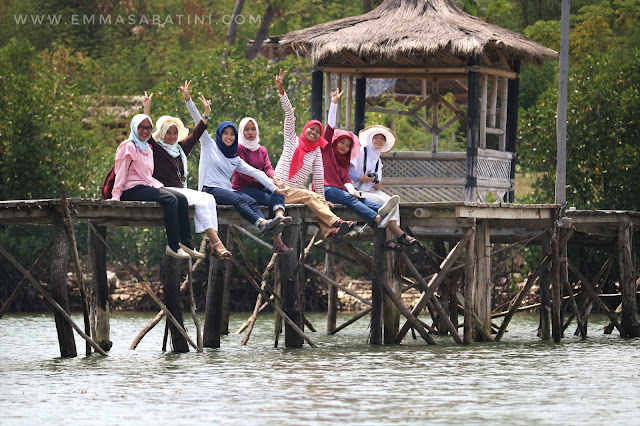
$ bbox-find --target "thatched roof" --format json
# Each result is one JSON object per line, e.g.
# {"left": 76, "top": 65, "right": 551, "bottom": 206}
{"left": 281, "top": 0, "right": 558, "bottom": 68}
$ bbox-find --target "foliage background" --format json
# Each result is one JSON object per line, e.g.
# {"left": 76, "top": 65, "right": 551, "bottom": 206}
{"left": 1, "top": 0, "right": 638, "bottom": 310}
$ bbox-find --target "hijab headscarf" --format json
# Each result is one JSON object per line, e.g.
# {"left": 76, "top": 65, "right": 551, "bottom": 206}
{"left": 215, "top": 121, "right": 239, "bottom": 158}
{"left": 154, "top": 117, "right": 188, "bottom": 186}
{"left": 238, "top": 117, "right": 260, "bottom": 152}
{"left": 129, "top": 114, "right": 153, "bottom": 152}
{"left": 289, "top": 120, "right": 327, "bottom": 179}
{"left": 332, "top": 130, "right": 360, "bottom": 169}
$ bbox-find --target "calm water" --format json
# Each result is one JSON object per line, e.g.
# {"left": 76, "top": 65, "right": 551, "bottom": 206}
{"left": 1, "top": 312, "right": 639, "bottom": 425}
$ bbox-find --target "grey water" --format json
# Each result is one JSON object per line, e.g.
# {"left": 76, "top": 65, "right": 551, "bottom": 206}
{"left": 1, "top": 312, "right": 639, "bottom": 425}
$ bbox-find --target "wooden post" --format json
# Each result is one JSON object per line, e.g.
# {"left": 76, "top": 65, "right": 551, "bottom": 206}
{"left": 540, "top": 230, "right": 552, "bottom": 340}
{"left": 474, "top": 219, "right": 492, "bottom": 341}
{"left": 383, "top": 253, "right": 401, "bottom": 344}
{"left": 370, "top": 226, "right": 385, "bottom": 344}
{"left": 506, "top": 59, "right": 520, "bottom": 203}
{"left": 280, "top": 216, "right": 303, "bottom": 348}
{"left": 88, "top": 222, "right": 112, "bottom": 351}
{"left": 311, "top": 70, "right": 323, "bottom": 122}
{"left": 551, "top": 227, "right": 563, "bottom": 343}
{"left": 221, "top": 225, "right": 233, "bottom": 335}
{"left": 324, "top": 72, "right": 332, "bottom": 123}
{"left": 354, "top": 77, "right": 366, "bottom": 134}
{"left": 346, "top": 76, "right": 353, "bottom": 130}
{"left": 50, "top": 213, "right": 77, "bottom": 357}
{"left": 161, "top": 256, "right": 188, "bottom": 353}
{"left": 434, "top": 239, "right": 449, "bottom": 335}
{"left": 618, "top": 223, "right": 640, "bottom": 337}
{"left": 465, "top": 55, "right": 480, "bottom": 202}
{"left": 203, "top": 257, "right": 225, "bottom": 348}
{"left": 325, "top": 241, "right": 338, "bottom": 333}
{"left": 480, "top": 74, "right": 488, "bottom": 149}
{"left": 432, "top": 78, "right": 439, "bottom": 152}
{"left": 556, "top": 0, "right": 570, "bottom": 208}
{"left": 464, "top": 227, "right": 476, "bottom": 344}
{"left": 499, "top": 77, "right": 508, "bottom": 151}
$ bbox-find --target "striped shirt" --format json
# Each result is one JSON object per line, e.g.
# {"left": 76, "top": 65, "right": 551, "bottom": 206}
{"left": 274, "top": 93, "right": 325, "bottom": 199}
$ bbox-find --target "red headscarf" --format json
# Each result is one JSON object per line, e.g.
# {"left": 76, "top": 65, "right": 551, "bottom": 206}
{"left": 289, "top": 120, "right": 327, "bottom": 179}
{"left": 331, "top": 129, "right": 360, "bottom": 170}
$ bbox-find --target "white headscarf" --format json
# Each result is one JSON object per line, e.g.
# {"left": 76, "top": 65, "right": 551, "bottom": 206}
{"left": 129, "top": 114, "right": 153, "bottom": 152}
{"left": 238, "top": 117, "right": 260, "bottom": 152}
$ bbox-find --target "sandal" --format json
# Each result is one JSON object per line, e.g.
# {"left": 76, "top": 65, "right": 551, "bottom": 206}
{"left": 273, "top": 243, "right": 293, "bottom": 254}
{"left": 383, "top": 240, "right": 403, "bottom": 252}
{"left": 398, "top": 233, "right": 417, "bottom": 246}
{"left": 211, "top": 242, "right": 232, "bottom": 260}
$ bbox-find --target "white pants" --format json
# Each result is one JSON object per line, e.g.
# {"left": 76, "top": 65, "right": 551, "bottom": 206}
{"left": 169, "top": 187, "right": 218, "bottom": 233}
{"left": 360, "top": 188, "right": 400, "bottom": 225}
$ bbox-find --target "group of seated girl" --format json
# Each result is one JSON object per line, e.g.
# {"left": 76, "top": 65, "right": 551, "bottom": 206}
{"left": 108, "top": 70, "right": 414, "bottom": 261}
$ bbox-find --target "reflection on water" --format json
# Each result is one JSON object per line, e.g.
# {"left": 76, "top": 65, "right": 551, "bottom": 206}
{"left": 1, "top": 312, "right": 639, "bottom": 425}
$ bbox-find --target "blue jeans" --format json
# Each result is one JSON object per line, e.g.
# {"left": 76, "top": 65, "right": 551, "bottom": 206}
{"left": 237, "top": 187, "right": 285, "bottom": 219}
{"left": 202, "top": 186, "right": 264, "bottom": 226}
{"left": 121, "top": 185, "right": 192, "bottom": 245}
{"left": 324, "top": 186, "right": 381, "bottom": 224}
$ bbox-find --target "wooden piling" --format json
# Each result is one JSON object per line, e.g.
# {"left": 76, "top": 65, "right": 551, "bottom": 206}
{"left": 50, "top": 213, "right": 77, "bottom": 357}
{"left": 474, "top": 219, "right": 492, "bottom": 341}
{"left": 280, "top": 218, "right": 303, "bottom": 348}
{"left": 221, "top": 225, "right": 233, "bottom": 335}
{"left": 325, "top": 241, "right": 338, "bottom": 333}
{"left": 203, "top": 256, "right": 225, "bottom": 348}
{"left": 463, "top": 227, "right": 476, "bottom": 344}
{"left": 88, "top": 222, "right": 111, "bottom": 351}
{"left": 618, "top": 223, "right": 639, "bottom": 337}
{"left": 383, "top": 252, "right": 401, "bottom": 344}
{"left": 161, "top": 256, "right": 188, "bottom": 352}
{"left": 539, "top": 230, "right": 552, "bottom": 340}
{"left": 551, "top": 226, "right": 563, "bottom": 343}
{"left": 370, "top": 226, "right": 386, "bottom": 344}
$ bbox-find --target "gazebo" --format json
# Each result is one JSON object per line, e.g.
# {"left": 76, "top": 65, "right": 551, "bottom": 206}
{"left": 280, "top": 0, "right": 558, "bottom": 203}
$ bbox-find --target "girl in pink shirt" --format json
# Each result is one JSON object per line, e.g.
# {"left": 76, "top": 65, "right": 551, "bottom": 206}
{"left": 110, "top": 114, "right": 203, "bottom": 260}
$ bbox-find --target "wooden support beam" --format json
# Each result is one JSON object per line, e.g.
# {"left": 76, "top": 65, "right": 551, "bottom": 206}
{"left": 242, "top": 253, "right": 278, "bottom": 345}
{"left": 325, "top": 241, "right": 338, "bottom": 333}
{"left": 281, "top": 219, "right": 303, "bottom": 348}
{"left": 464, "top": 227, "right": 476, "bottom": 344}
{"left": 50, "top": 213, "right": 76, "bottom": 357}
{"left": 618, "top": 223, "right": 640, "bottom": 337}
{"left": 305, "top": 264, "right": 372, "bottom": 307}
{"left": 552, "top": 227, "right": 563, "bottom": 343}
{"left": 395, "top": 228, "right": 473, "bottom": 343}
{"left": 383, "top": 282, "right": 436, "bottom": 345}
{"left": 328, "top": 308, "right": 372, "bottom": 335}
{"left": 0, "top": 238, "right": 53, "bottom": 318}
{"left": 0, "top": 243, "right": 107, "bottom": 356}
{"left": 87, "top": 222, "right": 198, "bottom": 351}
{"left": 540, "top": 230, "right": 552, "bottom": 340}
{"left": 311, "top": 70, "right": 323, "bottom": 122}
{"left": 480, "top": 74, "right": 488, "bottom": 149}
{"left": 88, "top": 222, "right": 111, "bottom": 352}
{"left": 204, "top": 256, "right": 225, "bottom": 349}
{"left": 161, "top": 256, "right": 189, "bottom": 353}
{"left": 221, "top": 226, "right": 233, "bottom": 335}
{"left": 474, "top": 220, "right": 492, "bottom": 341}
{"left": 465, "top": 56, "right": 480, "bottom": 202}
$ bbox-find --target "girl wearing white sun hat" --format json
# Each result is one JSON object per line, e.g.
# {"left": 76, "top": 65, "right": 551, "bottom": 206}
{"left": 349, "top": 125, "right": 416, "bottom": 250}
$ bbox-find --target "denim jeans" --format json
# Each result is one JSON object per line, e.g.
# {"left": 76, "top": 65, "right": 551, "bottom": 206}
{"left": 324, "top": 185, "right": 381, "bottom": 224}
{"left": 202, "top": 186, "right": 265, "bottom": 226}
{"left": 121, "top": 185, "right": 192, "bottom": 245}
{"left": 236, "top": 187, "right": 285, "bottom": 219}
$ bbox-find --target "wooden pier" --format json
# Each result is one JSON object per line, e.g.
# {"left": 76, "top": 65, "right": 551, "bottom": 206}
{"left": 0, "top": 197, "right": 638, "bottom": 357}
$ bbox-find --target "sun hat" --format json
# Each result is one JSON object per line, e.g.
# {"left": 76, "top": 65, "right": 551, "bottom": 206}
{"left": 358, "top": 125, "right": 396, "bottom": 153}
{"left": 153, "top": 116, "right": 188, "bottom": 142}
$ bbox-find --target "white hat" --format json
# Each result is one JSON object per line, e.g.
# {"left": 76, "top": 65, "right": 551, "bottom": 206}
{"left": 153, "top": 116, "right": 188, "bottom": 142}
{"left": 358, "top": 125, "right": 396, "bottom": 153}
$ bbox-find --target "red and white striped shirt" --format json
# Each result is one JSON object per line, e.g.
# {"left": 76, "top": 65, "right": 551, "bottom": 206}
{"left": 274, "top": 93, "right": 325, "bottom": 199}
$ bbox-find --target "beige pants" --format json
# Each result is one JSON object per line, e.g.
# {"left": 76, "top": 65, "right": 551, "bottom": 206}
{"left": 284, "top": 186, "right": 340, "bottom": 237}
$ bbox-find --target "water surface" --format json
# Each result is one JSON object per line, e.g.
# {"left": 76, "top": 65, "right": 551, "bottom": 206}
{"left": 1, "top": 312, "right": 638, "bottom": 425}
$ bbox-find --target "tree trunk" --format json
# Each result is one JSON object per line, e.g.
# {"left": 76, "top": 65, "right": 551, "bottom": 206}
{"left": 246, "top": 4, "right": 277, "bottom": 60}
{"left": 225, "top": 0, "right": 246, "bottom": 46}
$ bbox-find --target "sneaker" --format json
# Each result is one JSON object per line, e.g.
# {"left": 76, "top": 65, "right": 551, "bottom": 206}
{"left": 165, "top": 245, "right": 190, "bottom": 259}
{"left": 179, "top": 242, "right": 205, "bottom": 259}
{"left": 378, "top": 195, "right": 400, "bottom": 216}
{"left": 259, "top": 217, "right": 283, "bottom": 239}
{"left": 379, "top": 205, "right": 398, "bottom": 228}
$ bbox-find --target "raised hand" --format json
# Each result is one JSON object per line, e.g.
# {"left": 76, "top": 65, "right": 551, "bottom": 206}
{"left": 142, "top": 91, "right": 153, "bottom": 115}
{"left": 330, "top": 88, "right": 344, "bottom": 104}
{"left": 198, "top": 95, "right": 211, "bottom": 119}
{"left": 274, "top": 69, "right": 286, "bottom": 95}
{"left": 179, "top": 80, "right": 192, "bottom": 101}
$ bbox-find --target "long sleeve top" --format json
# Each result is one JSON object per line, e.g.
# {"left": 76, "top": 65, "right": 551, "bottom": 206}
{"left": 185, "top": 98, "right": 277, "bottom": 193}
{"left": 149, "top": 119, "right": 207, "bottom": 188}
{"left": 232, "top": 145, "right": 275, "bottom": 190}
{"left": 273, "top": 92, "right": 325, "bottom": 199}
{"left": 349, "top": 146, "right": 384, "bottom": 192}
{"left": 320, "top": 103, "right": 357, "bottom": 194}
{"left": 111, "top": 140, "right": 163, "bottom": 200}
